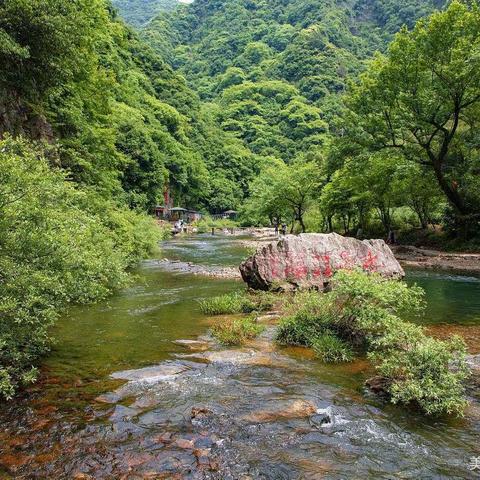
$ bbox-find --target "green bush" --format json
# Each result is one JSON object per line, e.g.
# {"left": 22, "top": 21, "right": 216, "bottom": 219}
{"left": 373, "top": 336, "right": 469, "bottom": 416}
{"left": 0, "top": 137, "right": 160, "bottom": 399}
{"left": 211, "top": 315, "right": 265, "bottom": 346}
{"left": 276, "top": 270, "right": 469, "bottom": 416}
{"left": 276, "top": 291, "right": 336, "bottom": 346}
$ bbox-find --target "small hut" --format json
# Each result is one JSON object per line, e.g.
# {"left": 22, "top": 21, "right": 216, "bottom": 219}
{"left": 223, "top": 210, "right": 238, "bottom": 220}
{"left": 170, "top": 207, "right": 187, "bottom": 222}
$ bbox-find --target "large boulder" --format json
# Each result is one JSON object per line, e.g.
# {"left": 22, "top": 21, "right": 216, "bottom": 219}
{"left": 239, "top": 233, "right": 404, "bottom": 291}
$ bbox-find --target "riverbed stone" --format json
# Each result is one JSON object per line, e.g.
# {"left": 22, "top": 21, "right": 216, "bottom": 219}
{"left": 240, "top": 233, "right": 404, "bottom": 291}
{"left": 110, "top": 362, "right": 190, "bottom": 383}
{"left": 242, "top": 399, "right": 318, "bottom": 423}
{"left": 466, "top": 354, "right": 480, "bottom": 371}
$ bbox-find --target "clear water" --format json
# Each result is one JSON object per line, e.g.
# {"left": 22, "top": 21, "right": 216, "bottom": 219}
{"left": 406, "top": 269, "right": 480, "bottom": 326}
{"left": 0, "top": 235, "right": 479, "bottom": 479}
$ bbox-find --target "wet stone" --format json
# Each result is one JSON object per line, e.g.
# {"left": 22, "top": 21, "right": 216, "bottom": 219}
{"left": 242, "top": 400, "right": 318, "bottom": 423}
{"left": 110, "top": 362, "right": 189, "bottom": 382}
{"left": 109, "top": 405, "right": 140, "bottom": 422}
{"left": 173, "top": 339, "right": 211, "bottom": 351}
{"left": 191, "top": 407, "right": 213, "bottom": 419}
{"left": 310, "top": 412, "right": 332, "bottom": 428}
{"left": 174, "top": 438, "right": 195, "bottom": 449}
{"left": 365, "top": 375, "right": 390, "bottom": 396}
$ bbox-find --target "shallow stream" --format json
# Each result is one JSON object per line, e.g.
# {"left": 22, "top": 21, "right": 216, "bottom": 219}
{"left": 1, "top": 235, "right": 479, "bottom": 479}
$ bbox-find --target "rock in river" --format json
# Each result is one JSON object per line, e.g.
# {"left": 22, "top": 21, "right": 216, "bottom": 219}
{"left": 240, "top": 233, "right": 404, "bottom": 291}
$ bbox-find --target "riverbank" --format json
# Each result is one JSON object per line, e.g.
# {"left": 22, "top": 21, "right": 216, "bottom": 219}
{"left": 391, "top": 245, "right": 480, "bottom": 275}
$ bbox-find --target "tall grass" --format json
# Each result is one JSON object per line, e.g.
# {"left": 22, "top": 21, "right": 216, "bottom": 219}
{"left": 211, "top": 315, "right": 265, "bottom": 346}
{"left": 199, "top": 291, "right": 276, "bottom": 316}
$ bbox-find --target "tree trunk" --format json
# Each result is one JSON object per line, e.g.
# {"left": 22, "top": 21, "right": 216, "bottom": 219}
{"left": 327, "top": 215, "right": 333, "bottom": 232}
{"left": 298, "top": 213, "right": 306, "bottom": 233}
{"left": 377, "top": 204, "right": 391, "bottom": 233}
{"left": 432, "top": 163, "right": 469, "bottom": 215}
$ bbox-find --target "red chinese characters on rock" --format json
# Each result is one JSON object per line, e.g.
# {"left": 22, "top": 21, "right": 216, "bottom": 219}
{"left": 241, "top": 233, "right": 403, "bottom": 291}
{"left": 362, "top": 250, "right": 379, "bottom": 272}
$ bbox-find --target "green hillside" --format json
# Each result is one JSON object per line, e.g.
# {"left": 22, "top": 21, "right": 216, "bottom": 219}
{"left": 112, "top": 0, "right": 179, "bottom": 26}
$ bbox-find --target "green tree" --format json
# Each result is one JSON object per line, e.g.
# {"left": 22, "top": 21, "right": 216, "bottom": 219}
{"left": 348, "top": 1, "right": 480, "bottom": 227}
{"left": 0, "top": 137, "right": 160, "bottom": 399}
{"left": 245, "top": 159, "right": 321, "bottom": 232}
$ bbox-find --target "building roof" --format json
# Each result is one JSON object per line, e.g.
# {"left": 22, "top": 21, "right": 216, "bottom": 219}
{"left": 223, "top": 210, "right": 238, "bottom": 214}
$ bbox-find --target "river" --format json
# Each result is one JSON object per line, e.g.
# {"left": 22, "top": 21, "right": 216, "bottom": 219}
{"left": 1, "top": 235, "right": 479, "bottom": 479}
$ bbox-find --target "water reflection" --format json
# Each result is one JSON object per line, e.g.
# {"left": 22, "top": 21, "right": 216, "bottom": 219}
{"left": 406, "top": 269, "right": 480, "bottom": 325}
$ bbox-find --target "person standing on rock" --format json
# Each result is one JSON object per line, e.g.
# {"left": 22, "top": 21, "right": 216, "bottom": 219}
{"left": 281, "top": 223, "right": 287, "bottom": 236}
{"left": 274, "top": 222, "right": 279, "bottom": 236}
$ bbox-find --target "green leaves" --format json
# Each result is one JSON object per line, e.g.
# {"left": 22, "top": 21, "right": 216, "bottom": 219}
{"left": 276, "top": 270, "right": 469, "bottom": 416}
{"left": 346, "top": 1, "right": 480, "bottom": 221}
{"left": 242, "top": 158, "right": 321, "bottom": 231}
{"left": 0, "top": 137, "right": 161, "bottom": 399}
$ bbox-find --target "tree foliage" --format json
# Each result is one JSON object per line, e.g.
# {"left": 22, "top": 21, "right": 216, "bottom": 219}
{"left": 112, "top": 0, "right": 178, "bottom": 27}
{"left": 0, "top": 137, "right": 161, "bottom": 399}
{"left": 346, "top": 1, "right": 480, "bottom": 232}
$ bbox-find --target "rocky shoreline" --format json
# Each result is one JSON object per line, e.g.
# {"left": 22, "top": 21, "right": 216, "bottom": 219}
{"left": 157, "top": 259, "right": 240, "bottom": 279}
{"left": 391, "top": 245, "right": 480, "bottom": 275}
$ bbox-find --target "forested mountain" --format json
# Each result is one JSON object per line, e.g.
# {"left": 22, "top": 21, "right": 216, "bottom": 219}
{"left": 143, "top": 0, "right": 447, "bottom": 175}
{"left": 145, "top": 0, "right": 446, "bottom": 146}
{"left": 112, "top": 0, "right": 179, "bottom": 26}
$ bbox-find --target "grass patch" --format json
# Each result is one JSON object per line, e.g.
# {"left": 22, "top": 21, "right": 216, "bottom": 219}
{"left": 211, "top": 315, "right": 265, "bottom": 346}
{"left": 199, "top": 290, "right": 277, "bottom": 316}
{"left": 199, "top": 292, "right": 256, "bottom": 315}
{"left": 276, "top": 270, "right": 469, "bottom": 416}
{"left": 312, "top": 333, "right": 354, "bottom": 363}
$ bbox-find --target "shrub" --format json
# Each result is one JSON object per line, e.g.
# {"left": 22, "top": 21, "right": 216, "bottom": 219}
{"left": 0, "top": 137, "right": 160, "bottom": 399}
{"left": 276, "top": 270, "right": 469, "bottom": 416}
{"left": 373, "top": 336, "right": 469, "bottom": 416}
{"left": 276, "top": 292, "right": 336, "bottom": 346}
{"left": 211, "top": 315, "right": 265, "bottom": 346}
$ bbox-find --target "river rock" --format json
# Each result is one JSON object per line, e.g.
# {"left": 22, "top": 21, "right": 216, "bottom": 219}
{"left": 239, "top": 233, "right": 404, "bottom": 291}
{"left": 466, "top": 354, "right": 480, "bottom": 372}
{"left": 242, "top": 399, "right": 318, "bottom": 423}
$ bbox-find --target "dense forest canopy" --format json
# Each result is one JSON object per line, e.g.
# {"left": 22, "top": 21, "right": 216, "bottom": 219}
{"left": 142, "top": 0, "right": 480, "bottom": 238}
{"left": 112, "top": 0, "right": 179, "bottom": 26}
